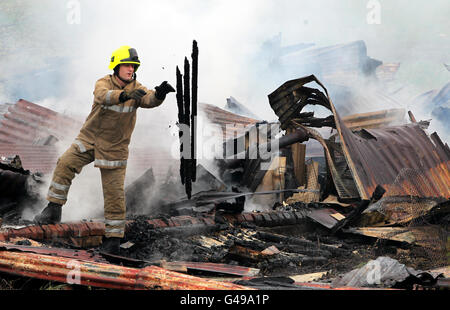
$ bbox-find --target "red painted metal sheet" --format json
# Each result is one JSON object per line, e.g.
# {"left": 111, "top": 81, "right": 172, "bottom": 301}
{"left": 6, "top": 105, "right": 78, "bottom": 140}
{"left": 0, "top": 144, "right": 59, "bottom": 173}
{"left": 0, "top": 99, "right": 175, "bottom": 177}
{"left": 0, "top": 250, "right": 254, "bottom": 290}
{"left": 0, "top": 99, "right": 81, "bottom": 145}
{"left": 16, "top": 99, "right": 79, "bottom": 125}
{"left": 0, "top": 143, "right": 174, "bottom": 176}
{"left": 0, "top": 242, "right": 108, "bottom": 263}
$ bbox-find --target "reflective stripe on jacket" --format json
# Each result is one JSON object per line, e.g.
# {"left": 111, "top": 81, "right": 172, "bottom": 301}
{"left": 75, "top": 74, "right": 163, "bottom": 169}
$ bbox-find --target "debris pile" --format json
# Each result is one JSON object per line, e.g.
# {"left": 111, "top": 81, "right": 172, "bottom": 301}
{"left": 0, "top": 155, "right": 44, "bottom": 224}
{"left": 0, "top": 39, "right": 449, "bottom": 290}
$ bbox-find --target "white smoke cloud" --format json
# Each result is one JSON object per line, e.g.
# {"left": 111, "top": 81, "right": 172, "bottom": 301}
{"left": 3, "top": 0, "right": 449, "bottom": 119}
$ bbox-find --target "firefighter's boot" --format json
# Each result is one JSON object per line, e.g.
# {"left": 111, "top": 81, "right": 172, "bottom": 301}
{"left": 34, "top": 202, "right": 62, "bottom": 225}
{"left": 100, "top": 237, "right": 121, "bottom": 255}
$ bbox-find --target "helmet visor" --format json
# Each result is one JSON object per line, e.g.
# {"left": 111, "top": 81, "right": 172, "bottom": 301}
{"left": 120, "top": 48, "right": 140, "bottom": 63}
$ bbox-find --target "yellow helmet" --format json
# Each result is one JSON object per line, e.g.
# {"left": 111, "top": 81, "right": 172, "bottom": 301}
{"left": 108, "top": 46, "right": 140, "bottom": 72}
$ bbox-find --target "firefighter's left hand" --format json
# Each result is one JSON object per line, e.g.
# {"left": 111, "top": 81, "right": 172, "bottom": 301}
{"left": 155, "top": 81, "right": 175, "bottom": 100}
{"left": 120, "top": 89, "right": 147, "bottom": 102}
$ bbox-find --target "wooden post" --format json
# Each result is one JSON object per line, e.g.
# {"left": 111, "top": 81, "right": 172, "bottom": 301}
{"left": 291, "top": 142, "right": 306, "bottom": 186}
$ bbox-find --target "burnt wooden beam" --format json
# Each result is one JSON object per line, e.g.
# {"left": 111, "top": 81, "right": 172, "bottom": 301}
{"left": 183, "top": 57, "right": 192, "bottom": 198}
{"left": 331, "top": 185, "right": 386, "bottom": 235}
{"left": 176, "top": 66, "right": 185, "bottom": 185}
{"left": 175, "top": 41, "right": 199, "bottom": 199}
{"left": 191, "top": 40, "right": 198, "bottom": 182}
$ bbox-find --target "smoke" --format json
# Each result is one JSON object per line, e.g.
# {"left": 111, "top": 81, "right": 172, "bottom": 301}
{"left": 1, "top": 1, "right": 449, "bottom": 220}
{"left": 2, "top": 1, "right": 449, "bottom": 109}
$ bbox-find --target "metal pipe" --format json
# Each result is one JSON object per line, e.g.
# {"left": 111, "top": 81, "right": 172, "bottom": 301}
{"left": 223, "top": 127, "right": 309, "bottom": 167}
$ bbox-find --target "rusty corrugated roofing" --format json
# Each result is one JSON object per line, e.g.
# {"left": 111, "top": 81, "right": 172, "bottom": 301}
{"left": 337, "top": 121, "right": 450, "bottom": 199}
{"left": 0, "top": 144, "right": 59, "bottom": 174}
{"left": 200, "top": 102, "right": 260, "bottom": 140}
{"left": 0, "top": 99, "right": 81, "bottom": 144}
{"left": 0, "top": 143, "right": 174, "bottom": 178}
{"left": 0, "top": 100, "right": 176, "bottom": 177}
{"left": 0, "top": 249, "right": 253, "bottom": 290}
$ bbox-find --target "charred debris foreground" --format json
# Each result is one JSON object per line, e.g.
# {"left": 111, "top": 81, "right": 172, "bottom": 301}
{"left": 0, "top": 42, "right": 449, "bottom": 290}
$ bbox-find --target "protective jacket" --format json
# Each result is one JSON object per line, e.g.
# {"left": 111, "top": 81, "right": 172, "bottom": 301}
{"left": 74, "top": 74, "right": 163, "bottom": 169}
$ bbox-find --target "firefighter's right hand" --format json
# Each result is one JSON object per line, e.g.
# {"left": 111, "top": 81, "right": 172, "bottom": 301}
{"left": 119, "top": 89, "right": 147, "bottom": 102}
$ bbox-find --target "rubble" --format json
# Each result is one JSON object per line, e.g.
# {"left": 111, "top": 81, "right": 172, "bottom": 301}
{"left": 0, "top": 41, "right": 449, "bottom": 291}
{"left": 0, "top": 155, "right": 45, "bottom": 224}
{"left": 331, "top": 256, "right": 444, "bottom": 289}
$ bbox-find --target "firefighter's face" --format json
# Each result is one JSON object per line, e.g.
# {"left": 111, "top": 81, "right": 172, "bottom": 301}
{"left": 118, "top": 64, "right": 135, "bottom": 80}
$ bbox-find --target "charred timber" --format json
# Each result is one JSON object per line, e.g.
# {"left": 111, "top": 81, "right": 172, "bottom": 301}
{"left": 183, "top": 57, "right": 192, "bottom": 198}
{"left": 223, "top": 126, "right": 309, "bottom": 159}
{"left": 176, "top": 66, "right": 185, "bottom": 185}
{"left": 331, "top": 185, "right": 386, "bottom": 234}
{"left": 191, "top": 40, "right": 198, "bottom": 181}
{"left": 222, "top": 127, "right": 309, "bottom": 171}
{"left": 175, "top": 41, "right": 199, "bottom": 199}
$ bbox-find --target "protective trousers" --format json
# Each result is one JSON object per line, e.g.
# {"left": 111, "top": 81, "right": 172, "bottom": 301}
{"left": 46, "top": 144, "right": 127, "bottom": 238}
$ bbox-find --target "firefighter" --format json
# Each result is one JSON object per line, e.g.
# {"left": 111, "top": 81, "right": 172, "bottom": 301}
{"left": 34, "top": 46, "right": 175, "bottom": 254}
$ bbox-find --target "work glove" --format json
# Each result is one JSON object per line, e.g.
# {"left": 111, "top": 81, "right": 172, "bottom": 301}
{"left": 119, "top": 89, "right": 147, "bottom": 102}
{"left": 155, "top": 81, "right": 175, "bottom": 100}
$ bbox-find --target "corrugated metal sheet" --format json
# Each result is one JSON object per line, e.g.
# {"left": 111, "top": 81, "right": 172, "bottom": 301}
{"left": 0, "top": 249, "right": 253, "bottom": 290}
{"left": 341, "top": 108, "right": 405, "bottom": 130}
{"left": 0, "top": 99, "right": 175, "bottom": 178}
{"left": 375, "top": 63, "right": 401, "bottom": 82}
{"left": 323, "top": 82, "right": 405, "bottom": 117}
{"left": 282, "top": 40, "right": 382, "bottom": 80}
{"left": 337, "top": 121, "right": 450, "bottom": 199}
{"left": 200, "top": 103, "right": 260, "bottom": 140}
{"left": 224, "top": 96, "right": 261, "bottom": 119}
{"left": 0, "top": 143, "right": 174, "bottom": 179}
{"left": 268, "top": 75, "right": 450, "bottom": 200}
{"left": 0, "top": 99, "right": 82, "bottom": 144}
{"left": 0, "top": 144, "right": 59, "bottom": 174}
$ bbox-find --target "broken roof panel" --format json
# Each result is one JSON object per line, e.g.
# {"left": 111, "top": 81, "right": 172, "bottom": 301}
{"left": 268, "top": 75, "right": 450, "bottom": 200}
{"left": 375, "top": 63, "right": 401, "bottom": 82}
{"left": 338, "top": 122, "right": 450, "bottom": 199}
{"left": 282, "top": 40, "right": 382, "bottom": 79}
{"left": 0, "top": 249, "right": 253, "bottom": 290}
{"left": 0, "top": 144, "right": 59, "bottom": 174}
{"left": 341, "top": 108, "right": 405, "bottom": 131}
{"left": 200, "top": 102, "right": 260, "bottom": 140}
{"left": 0, "top": 99, "right": 81, "bottom": 144}
{"left": 200, "top": 102, "right": 260, "bottom": 126}
{"left": 0, "top": 100, "right": 175, "bottom": 177}
{"left": 224, "top": 96, "right": 261, "bottom": 120}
